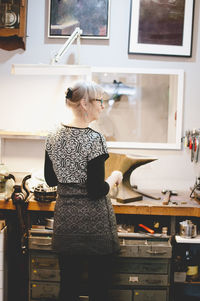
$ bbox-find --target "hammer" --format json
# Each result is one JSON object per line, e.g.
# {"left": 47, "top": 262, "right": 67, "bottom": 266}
{"left": 162, "top": 189, "right": 178, "bottom": 205}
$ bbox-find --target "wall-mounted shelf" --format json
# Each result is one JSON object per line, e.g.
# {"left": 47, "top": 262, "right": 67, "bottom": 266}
{"left": 0, "top": 131, "right": 47, "bottom": 163}
{"left": 0, "top": 131, "right": 47, "bottom": 140}
{"left": 11, "top": 64, "right": 91, "bottom": 75}
{"left": 175, "top": 235, "right": 200, "bottom": 244}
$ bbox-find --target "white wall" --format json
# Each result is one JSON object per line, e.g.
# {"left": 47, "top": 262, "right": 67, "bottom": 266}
{"left": 0, "top": 0, "right": 200, "bottom": 192}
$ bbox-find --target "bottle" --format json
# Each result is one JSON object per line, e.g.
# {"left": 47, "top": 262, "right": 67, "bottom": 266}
{"left": 185, "top": 249, "right": 198, "bottom": 281}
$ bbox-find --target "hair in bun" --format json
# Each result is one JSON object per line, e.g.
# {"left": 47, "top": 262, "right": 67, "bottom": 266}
{"left": 65, "top": 88, "right": 73, "bottom": 99}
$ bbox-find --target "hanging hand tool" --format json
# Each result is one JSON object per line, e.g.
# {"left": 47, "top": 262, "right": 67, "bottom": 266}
{"left": 195, "top": 136, "right": 200, "bottom": 163}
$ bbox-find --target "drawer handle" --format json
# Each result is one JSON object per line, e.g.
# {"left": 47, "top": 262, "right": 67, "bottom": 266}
{"left": 146, "top": 250, "right": 167, "bottom": 255}
{"left": 37, "top": 272, "right": 56, "bottom": 279}
{"left": 31, "top": 242, "right": 52, "bottom": 246}
{"left": 129, "top": 276, "right": 138, "bottom": 283}
{"left": 146, "top": 279, "right": 161, "bottom": 284}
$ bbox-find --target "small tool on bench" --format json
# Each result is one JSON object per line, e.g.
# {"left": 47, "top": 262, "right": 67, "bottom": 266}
{"left": 132, "top": 185, "right": 161, "bottom": 200}
{"left": 162, "top": 189, "right": 178, "bottom": 205}
{"left": 138, "top": 223, "right": 155, "bottom": 234}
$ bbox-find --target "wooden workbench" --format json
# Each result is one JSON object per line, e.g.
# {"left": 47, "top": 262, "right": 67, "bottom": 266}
{"left": 0, "top": 191, "right": 200, "bottom": 216}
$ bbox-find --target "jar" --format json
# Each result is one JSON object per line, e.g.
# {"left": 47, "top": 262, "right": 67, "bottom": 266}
{"left": 0, "top": 163, "right": 9, "bottom": 194}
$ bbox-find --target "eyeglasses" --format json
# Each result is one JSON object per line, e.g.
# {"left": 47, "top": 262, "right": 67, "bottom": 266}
{"left": 95, "top": 99, "right": 104, "bottom": 106}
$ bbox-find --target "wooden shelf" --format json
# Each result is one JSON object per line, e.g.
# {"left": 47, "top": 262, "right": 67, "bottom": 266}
{"left": 175, "top": 235, "right": 200, "bottom": 244}
{"left": 0, "top": 131, "right": 47, "bottom": 140}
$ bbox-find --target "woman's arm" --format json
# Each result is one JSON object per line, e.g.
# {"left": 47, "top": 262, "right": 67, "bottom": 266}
{"left": 87, "top": 155, "right": 109, "bottom": 199}
{"left": 44, "top": 151, "right": 58, "bottom": 187}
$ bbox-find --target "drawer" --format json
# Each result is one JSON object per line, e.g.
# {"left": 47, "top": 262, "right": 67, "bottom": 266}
{"left": 133, "top": 289, "right": 168, "bottom": 301}
{"left": 31, "top": 268, "right": 60, "bottom": 281}
{"left": 64, "top": 291, "right": 132, "bottom": 301}
{"left": 29, "top": 236, "right": 52, "bottom": 250}
{"left": 113, "top": 258, "right": 170, "bottom": 274}
{"left": 112, "top": 273, "right": 169, "bottom": 286}
{"left": 120, "top": 245, "right": 172, "bottom": 258}
{"left": 109, "top": 289, "right": 132, "bottom": 301}
{"left": 30, "top": 282, "right": 59, "bottom": 299}
{"left": 30, "top": 254, "right": 59, "bottom": 269}
{"left": 119, "top": 239, "right": 172, "bottom": 258}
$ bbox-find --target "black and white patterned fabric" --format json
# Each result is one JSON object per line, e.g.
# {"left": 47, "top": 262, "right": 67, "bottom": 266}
{"left": 46, "top": 125, "right": 108, "bottom": 183}
{"left": 45, "top": 124, "right": 120, "bottom": 255}
{"left": 53, "top": 183, "right": 120, "bottom": 255}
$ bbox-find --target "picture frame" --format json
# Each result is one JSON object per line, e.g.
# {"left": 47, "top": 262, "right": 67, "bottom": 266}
{"left": 128, "top": 0, "right": 195, "bottom": 57}
{"left": 91, "top": 66, "right": 184, "bottom": 150}
{"left": 48, "top": 0, "right": 110, "bottom": 39}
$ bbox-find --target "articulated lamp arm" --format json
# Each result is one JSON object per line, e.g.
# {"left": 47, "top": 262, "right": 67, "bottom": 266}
{"left": 51, "top": 27, "right": 83, "bottom": 64}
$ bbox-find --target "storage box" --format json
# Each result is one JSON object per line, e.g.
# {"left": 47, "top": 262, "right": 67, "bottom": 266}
{"left": 174, "top": 272, "right": 187, "bottom": 282}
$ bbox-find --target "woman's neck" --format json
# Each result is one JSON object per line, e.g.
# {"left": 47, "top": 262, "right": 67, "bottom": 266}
{"left": 64, "top": 117, "right": 89, "bottom": 128}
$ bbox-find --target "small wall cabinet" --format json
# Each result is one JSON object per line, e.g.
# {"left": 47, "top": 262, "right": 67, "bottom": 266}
{"left": 0, "top": 0, "right": 28, "bottom": 50}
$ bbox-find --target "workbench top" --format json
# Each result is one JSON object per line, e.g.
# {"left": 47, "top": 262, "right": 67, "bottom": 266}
{"left": 0, "top": 191, "right": 200, "bottom": 216}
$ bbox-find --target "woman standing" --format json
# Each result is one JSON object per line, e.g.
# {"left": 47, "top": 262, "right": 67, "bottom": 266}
{"left": 44, "top": 81, "right": 122, "bottom": 301}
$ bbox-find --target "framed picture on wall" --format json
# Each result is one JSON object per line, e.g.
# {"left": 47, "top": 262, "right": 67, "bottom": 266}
{"left": 48, "top": 0, "right": 110, "bottom": 39}
{"left": 128, "top": 0, "right": 195, "bottom": 57}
